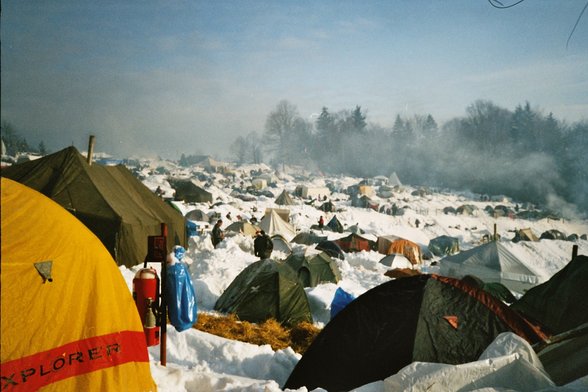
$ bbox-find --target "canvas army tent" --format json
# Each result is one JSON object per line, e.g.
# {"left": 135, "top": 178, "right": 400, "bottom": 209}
{"left": 284, "top": 250, "right": 341, "bottom": 287}
{"left": 0, "top": 178, "right": 155, "bottom": 391}
{"left": 274, "top": 190, "right": 295, "bottom": 206}
{"left": 2, "top": 147, "right": 186, "bottom": 267}
{"left": 225, "top": 221, "right": 260, "bottom": 237}
{"left": 284, "top": 274, "right": 547, "bottom": 391}
{"left": 259, "top": 208, "right": 296, "bottom": 241}
{"left": 168, "top": 178, "right": 213, "bottom": 203}
{"left": 214, "top": 259, "right": 312, "bottom": 326}
{"left": 439, "top": 241, "right": 539, "bottom": 294}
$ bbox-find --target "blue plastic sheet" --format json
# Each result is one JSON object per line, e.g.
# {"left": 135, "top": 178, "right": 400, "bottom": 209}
{"left": 166, "top": 256, "right": 198, "bottom": 332}
{"left": 330, "top": 287, "right": 355, "bottom": 320}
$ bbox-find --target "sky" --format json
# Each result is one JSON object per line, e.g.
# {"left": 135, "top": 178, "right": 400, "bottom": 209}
{"left": 1, "top": 1, "right": 587, "bottom": 159}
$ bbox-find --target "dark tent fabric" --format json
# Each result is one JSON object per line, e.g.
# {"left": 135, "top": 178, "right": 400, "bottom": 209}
{"left": 291, "top": 232, "right": 327, "bottom": 245}
{"left": 169, "top": 178, "right": 213, "bottom": 203}
{"left": 335, "top": 233, "right": 376, "bottom": 253}
{"left": 284, "top": 274, "right": 547, "bottom": 392}
{"left": 315, "top": 240, "right": 345, "bottom": 260}
{"left": 318, "top": 201, "right": 335, "bottom": 212}
{"left": 428, "top": 235, "right": 460, "bottom": 257}
{"left": 2, "top": 147, "right": 186, "bottom": 267}
{"left": 214, "top": 259, "right": 312, "bottom": 326}
{"left": 274, "top": 190, "right": 295, "bottom": 206}
{"left": 284, "top": 251, "right": 341, "bottom": 287}
{"left": 540, "top": 229, "right": 567, "bottom": 240}
{"left": 511, "top": 255, "right": 588, "bottom": 335}
{"left": 326, "top": 215, "right": 344, "bottom": 233}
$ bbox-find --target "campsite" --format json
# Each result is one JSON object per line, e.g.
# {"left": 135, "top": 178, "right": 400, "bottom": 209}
{"left": 2, "top": 148, "right": 588, "bottom": 391}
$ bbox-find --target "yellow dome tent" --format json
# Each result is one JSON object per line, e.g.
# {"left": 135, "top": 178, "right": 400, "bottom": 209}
{"left": 1, "top": 178, "right": 156, "bottom": 391}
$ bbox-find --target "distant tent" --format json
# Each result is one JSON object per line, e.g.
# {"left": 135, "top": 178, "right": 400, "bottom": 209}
{"left": 379, "top": 253, "right": 413, "bottom": 269}
{"left": 352, "top": 194, "right": 378, "bottom": 210}
{"left": 443, "top": 206, "right": 456, "bottom": 215}
{"left": 291, "top": 232, "right": 328, "bottom": 246}
{"left": 388, "top": 172, "right": 402, "bottom": 187}
{"left": 315, "top": 240, "right": 345, "bottom": 260}
{"left": 169, "top": 178, "right": 213, "bottom": 203}
{"left": 377, "top": 236, "right": 422, "bottom": 265}
{"left": 318, "top": 200, "right": 335, "bottom": 212}
{"left": 2, "top": 146, "right": 186, "bottom": 267}
{"left": 185, "top": 208, "right": 210, "bottom": 222}
{"left": 271, "top": 234, "right": 292, "bottom": 254}
{"left": 428, "top": 235, "right": 460, "bottom": 257}
{"left": 512, "top": 228, "right": 539, "bottom": 243}
{"left": 440, "top": 241, "right": 540, "bottom": 294}
{"left": 225, "top": 221, "right": 260, "bottom": 237}
{"left": 335, "top": 233, "right": 376, "bottom": 253}
{"left": 347, "top": 223, "right": 365, "bottom": 234}
{"left": 511, "top": 255, "right": 588, "bottom": 335}
{"left": 284, "top": 251, "right": 341, "bottom": 287}
{"left": 456, "top": 204, "right": 477, "bottom": 215}
{"left": 214, "top": 259, "right": 312, "bottom": 326}
{"left": 284, "top": 274, "right": 547, "bottom": 392}
{"left": 260, "top": 209, "right": 296, "bottom": 241}
{"left": 326, "top": 215, "right": 344, "bottom": 233}
{"left": 275, "top": 190, "right": 295, "bottom": 206}
{"left": 540, "top": 229, "right": 567, "bottom": 240}
{"left": 298, "top": 185, "right": 330, "bottom": 199}
{"left": 1, "top": 178, "right": 156, "bottom": 391}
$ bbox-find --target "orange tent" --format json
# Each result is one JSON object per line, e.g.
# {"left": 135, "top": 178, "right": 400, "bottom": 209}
{"left": 1, "top": 178, "right": 156, "bottom": 391}
{"left": 384, "top": 238, "right": 422, "bottom": 265}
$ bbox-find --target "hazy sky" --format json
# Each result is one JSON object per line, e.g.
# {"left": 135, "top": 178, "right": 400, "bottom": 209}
{"left": 2, "top": 1, "right": 587, "bottom": 159}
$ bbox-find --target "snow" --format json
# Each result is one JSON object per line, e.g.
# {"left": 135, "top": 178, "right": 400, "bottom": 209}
{"left": 117, "top": 162, "right": 588, "bottom": 391}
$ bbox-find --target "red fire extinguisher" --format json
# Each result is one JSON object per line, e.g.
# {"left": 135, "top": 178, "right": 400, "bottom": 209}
{"left": 133, "top": 268, "right": 161, "bottom": 347}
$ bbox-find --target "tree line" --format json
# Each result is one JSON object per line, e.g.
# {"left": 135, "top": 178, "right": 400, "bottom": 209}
{"left": 232, "top": 99, "right": 588, "bottom": 216}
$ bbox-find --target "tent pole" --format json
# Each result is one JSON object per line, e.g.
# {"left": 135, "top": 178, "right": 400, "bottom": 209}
{"left": 493, "top": 223, "right": 497, "bottom": 241}
{"left": 572, "top": 244, "right": 578, "bottom": 259}
{"left": 87, "top": 135, "right": 95, "bottom": 166}
{"left": 160, "top": 223, "right": 168, "bottom": 366}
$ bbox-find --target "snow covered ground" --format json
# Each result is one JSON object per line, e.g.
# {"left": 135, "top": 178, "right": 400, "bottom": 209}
{"left": 120, "top": 161, "right": 588, "bottom": 391}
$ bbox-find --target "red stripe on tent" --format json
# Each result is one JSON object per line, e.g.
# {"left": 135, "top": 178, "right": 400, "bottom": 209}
{"left": 0, "top": 331, "right": 149, "bottom": 391}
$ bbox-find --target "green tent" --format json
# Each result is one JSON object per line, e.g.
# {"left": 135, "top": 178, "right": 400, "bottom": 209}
{"left": 168, "top": 178, "right": 213, "bottom": 203}
{"left": 285, "top": 251, "right": 341, "bottom": 287}
{"left": 214, "top": 259, "right": 313, "bottom": 326}
{"left": 2, "top": 146, "right": 186, "bottom": 267}
{"left": 428, "top": 235, "right": 460, "bottom": 257}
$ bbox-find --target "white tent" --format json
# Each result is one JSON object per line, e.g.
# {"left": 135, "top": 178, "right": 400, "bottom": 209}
{"left": 389, "top": 172, "right": 402, "bottom": 187}
{"left": 260, "top": 209, "right": 296, "bottom": 241}
{"left": 439, "top": 241, "right": 540, "bottom": 294}
{"left": 299, "top": 185, "right": 330, "bottom": 199}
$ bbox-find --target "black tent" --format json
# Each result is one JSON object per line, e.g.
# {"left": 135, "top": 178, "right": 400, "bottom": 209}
{"left": 169, "top": 178, "right": 213, "bottom": 203}
{"left": 316, "top": 240, "right": 345, "bottom": 260}
{"left": 284, "top": 274, "right": 547, "bottom": 392}
{"left": 511, "top": 255, "right": 588, "bottom": 335}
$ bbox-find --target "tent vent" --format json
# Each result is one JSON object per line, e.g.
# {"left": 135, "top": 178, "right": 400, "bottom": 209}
{"left": 34, "top": 261, "right": 53, "bottom": 283}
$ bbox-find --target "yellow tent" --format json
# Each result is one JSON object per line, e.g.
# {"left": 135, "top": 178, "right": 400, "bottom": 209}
{"left": 1, "top": 178, "right": 156, "bottom": 391}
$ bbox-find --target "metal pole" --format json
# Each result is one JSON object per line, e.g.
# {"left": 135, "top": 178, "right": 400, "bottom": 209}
{"left": 160, "top": 223, "right": 168, "bottom": 366}
{"left": 87, "top": 135, "right": 96, "bottom": 166}
{"left": 572, "top": 244, "right": 578, "bottom": 259}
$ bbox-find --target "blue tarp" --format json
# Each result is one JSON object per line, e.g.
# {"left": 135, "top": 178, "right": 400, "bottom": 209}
{"left": 330, "top": 287, "right": 355, "bottom": 320}
{"left": 166, "top": 247, "right": 198, "bottom": 331}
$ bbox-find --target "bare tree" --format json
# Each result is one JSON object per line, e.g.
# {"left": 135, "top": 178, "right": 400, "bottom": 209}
{"left": 264, "top": 100, "right": 300, "bottom": 167}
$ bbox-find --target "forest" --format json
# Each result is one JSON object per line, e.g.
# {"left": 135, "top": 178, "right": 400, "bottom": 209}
{"left": 231, "top": 99, "right": 588, "bottom": 217}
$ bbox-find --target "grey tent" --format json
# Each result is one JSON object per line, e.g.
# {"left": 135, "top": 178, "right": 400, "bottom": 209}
{"left": 284, "top": 251, "right": 341, "bottom": 287}
{"left": 428, "top": 235, "right": 460, "bottom": 257}
{"left": 291, "top": 232, "right": 328, "bottom": 245}
{"left": 214, "top": 259, "right": 312, "bottom": 326}
{"left": 275, "top": 190, "right": 295, "bottom": 206}
{"left": 271, "top": 234, "right": 292, "bottom": 254}
{"left": 185, "top": 208, "right": 210, "bottom": 222}
{"left": 326, "top": 215, "right": 344, "bottom": 233}
{"left": 1, "top": 146, "right": 186, "bottom": 267}
{"left": 440, "top": 241, "right": 539, "bottom": 294}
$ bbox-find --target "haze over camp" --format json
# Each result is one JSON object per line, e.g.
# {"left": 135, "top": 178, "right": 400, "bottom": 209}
{"left": 2, "top": 1, "right": 588, "bottom": 392}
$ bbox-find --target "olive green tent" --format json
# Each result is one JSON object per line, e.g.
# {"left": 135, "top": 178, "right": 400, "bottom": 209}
{"left": 1, "top": 146, "right": 186, "bottom": 267}
{"left": 168, "top": 178, "right": 213, "bottom": 203}
{"left": 214, "top": 259, "right": 312, "bottom": 326}
{"left": 285, "top": 251, "right": 341, "bottom": 287}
